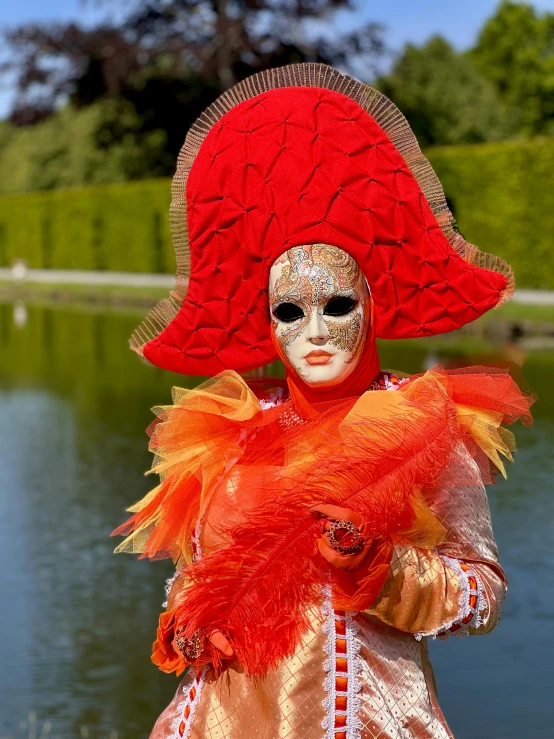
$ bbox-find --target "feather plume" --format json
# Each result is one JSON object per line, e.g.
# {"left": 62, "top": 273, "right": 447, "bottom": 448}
{"left": 172, "top": 374, "right": 460, "bottom": 675}
{"left": 111, "top": 367, "right": 534, "bottom": 677}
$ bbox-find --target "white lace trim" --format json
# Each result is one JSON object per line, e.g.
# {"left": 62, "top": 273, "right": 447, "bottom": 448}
{"left": 321, "top": 595, "right": 336, "bottom": 739}
{"left": 169, "top": 664, "right": 207, "bottom": 739}
{"left": 343, "top": 612, "right": 363, "bottom": 739}
{"left": 258, "top": 387, "right": 286, "bottom": 410}
{"left": 321, "top": 594, "right": 363, "bottom": 739}
{"left": 162, "top": 520, "right": 204, "bottom": 606}
{"left": 162, "top": 571, "right": 179, "bottom": 608}
{"left": 383, "top": 373, "right": 408, "bottom": 391}
{"left": 415, "top": 555, "right": 486, "bottom": 641}
{"left": 191, "top": 516, "right": 204, "bottom": 561}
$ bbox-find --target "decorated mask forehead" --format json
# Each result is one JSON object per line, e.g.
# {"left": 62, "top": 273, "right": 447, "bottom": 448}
{"left": 271, "top": 244, "right": 363, "bottom": 307}
{"left": 269, "top": 244, "right": 369, "bottom": 388}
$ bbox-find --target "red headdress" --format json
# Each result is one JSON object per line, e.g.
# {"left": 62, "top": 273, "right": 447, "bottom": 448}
{"left": 131, "top": 63, "right": 513, "bottom": 377}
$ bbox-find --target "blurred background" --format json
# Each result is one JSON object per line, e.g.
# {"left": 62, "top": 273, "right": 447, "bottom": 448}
{"left": 0, "top": 1, "right": 553, "bottom": 737}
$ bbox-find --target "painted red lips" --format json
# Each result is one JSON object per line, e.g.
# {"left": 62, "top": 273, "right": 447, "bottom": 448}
{"left": 305, "top": 350, "right": 333, "bottom": 366}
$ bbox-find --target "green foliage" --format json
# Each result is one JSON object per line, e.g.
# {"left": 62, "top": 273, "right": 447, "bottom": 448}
{"left": 3, "top": 3, "right": 553, "bottom": 192}
{"left": 470, "top": 1, "right": 554, "bottom": 136}
{"left": 0, "top": 99, "right": 170, "bottom": 195}
{"left": 427, "top": 138, "right": 554, "bottom": 289}
{"left": 0, "top": 179, "right": 174, "bottom": 273}
{"left": 376, "top": 36, "right": 513, "bottom": 147}
{"left": 2, "top": 0, "right": 382, "bottom": 158}
{"left": 378, "top": 2, "right": 554, "bottom": 145}
{"left": 1, "top": 137, "right": 554, "bottom": 288}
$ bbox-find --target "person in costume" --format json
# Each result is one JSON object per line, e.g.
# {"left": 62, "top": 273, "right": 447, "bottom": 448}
{"left": 113, "top": 64, "right": 534, "bottom": 739}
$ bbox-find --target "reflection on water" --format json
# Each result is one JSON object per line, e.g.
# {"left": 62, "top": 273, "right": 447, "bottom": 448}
{"left": 0, "top": 302, "right": 553, "bottom": 738}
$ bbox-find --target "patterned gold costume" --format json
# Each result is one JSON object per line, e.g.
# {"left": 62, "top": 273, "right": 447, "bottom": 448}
{"left": 148, "top": 383, "right": 507, "bottom": 739}
{"left": 115, "top": 366, "right": 528, "bottom": 739}
{"left": 112, "top": 62, "right": 534, "bottom": 739}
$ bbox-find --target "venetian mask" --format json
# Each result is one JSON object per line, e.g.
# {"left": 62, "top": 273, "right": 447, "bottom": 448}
{"left": 269, "top": 244, "right": 370, "bottom": 387}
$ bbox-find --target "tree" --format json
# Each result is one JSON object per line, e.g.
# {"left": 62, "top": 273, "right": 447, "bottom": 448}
{"left": 1, "top": 1, "right": 383, "bottom": 152}
{"left": 0, "top": 100, "right": 170, "bottom": 195}
{"left": 376, "top": 36, "right": 512, "bottom": 148}
{"left": 470, "top": 1, "right": 554, "bottom": 136}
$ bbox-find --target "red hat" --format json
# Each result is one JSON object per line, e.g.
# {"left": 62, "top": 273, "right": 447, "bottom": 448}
{"left": 131, "top": 63, "right": 513, "bottom": 375}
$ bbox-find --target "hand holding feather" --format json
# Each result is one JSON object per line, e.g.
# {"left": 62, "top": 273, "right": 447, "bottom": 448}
{"left": 310, "top": 503, "right": 374, "bottom": 571}
{"left": 152, "top": 611, "right": 235, "bottom": 675}
{"left": 114, "top": 367, "right": 532, "bottom": 679}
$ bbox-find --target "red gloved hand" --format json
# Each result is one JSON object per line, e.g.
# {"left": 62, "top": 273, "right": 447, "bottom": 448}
{"left": 310, "top": 503, "right": 373, "bottom": 571}
{"left": 151, "top": 610, "right": 235, "bottom": 676}
{"left": 310, "top": 503, "right": 394, "bottom": 611}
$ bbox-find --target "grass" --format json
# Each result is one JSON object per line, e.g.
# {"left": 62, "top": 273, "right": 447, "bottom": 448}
{"left": 487, "top": 301, "right": 554, "bottom": 324}
{"left": 0, "top": 280, "right": 169, "bottom": 313}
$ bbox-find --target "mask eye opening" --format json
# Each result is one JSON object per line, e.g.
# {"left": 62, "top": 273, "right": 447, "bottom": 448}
{"left": 273, "top": 302, "right": 305, "bottom": 323}
{"left": 323, "top": 296, "right": 357, "bottom": 317}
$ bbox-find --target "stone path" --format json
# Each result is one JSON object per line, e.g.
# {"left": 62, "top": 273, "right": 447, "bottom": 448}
{"left": 511, "top": 289, "right": 554, "bottom": 306}
{"left": 2, "top": 268, "right": 554, "bottom": 305}
{"left": 0, "top": 267, "right": 174, "bottom": 288}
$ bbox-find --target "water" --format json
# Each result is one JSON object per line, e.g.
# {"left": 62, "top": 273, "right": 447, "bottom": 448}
{"left": 0, "top": 302, "right": 553, "bottom": 739}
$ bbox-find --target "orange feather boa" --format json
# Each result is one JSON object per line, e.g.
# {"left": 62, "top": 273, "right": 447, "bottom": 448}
{"left": 113, "top": 366, "right": 533, "bottom": 676}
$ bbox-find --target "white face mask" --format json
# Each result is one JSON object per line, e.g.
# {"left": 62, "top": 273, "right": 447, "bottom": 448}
{"left": 269, "top": 244, "right": 369, "bottom": 387}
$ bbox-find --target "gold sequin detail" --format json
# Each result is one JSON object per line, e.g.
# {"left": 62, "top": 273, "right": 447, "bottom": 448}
{"left": 325, "top": 312, "right": 362, "bottom": 355}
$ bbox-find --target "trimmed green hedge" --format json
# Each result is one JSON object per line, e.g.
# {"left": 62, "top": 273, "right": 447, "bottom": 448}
{"left": 0, "top": 179, "right": 173, "bottom": 274}
{"left": 0, "top": 138, "right": 553, "bottom": 287}
{"left": 427, "top": 138, "right": 554, "bottom": 290}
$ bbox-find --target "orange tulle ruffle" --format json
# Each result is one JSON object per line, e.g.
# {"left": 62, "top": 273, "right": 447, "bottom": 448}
{"left": 113, "top": 365, "right": 533, "bottom": 676}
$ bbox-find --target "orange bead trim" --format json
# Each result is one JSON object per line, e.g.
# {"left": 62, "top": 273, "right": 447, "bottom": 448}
{"left": 334, "top": 612, "right": 351, "bottom": 735}
{"left": 175, "top": 668, "right": 205, "bottom": 738}
{"left": 438, "top": 562, "right": 481, "bottom": 637}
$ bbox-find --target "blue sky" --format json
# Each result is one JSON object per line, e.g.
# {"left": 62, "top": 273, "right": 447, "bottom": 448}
{"left": 351, "top": 0, "right": 554, "bottom": 50}
{"left": 2, "top": 0, "right": 554, "bottom": 116}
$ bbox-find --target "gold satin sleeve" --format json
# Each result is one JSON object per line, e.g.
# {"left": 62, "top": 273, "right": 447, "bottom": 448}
{"left": 365, "top": 543, "right": 463, "bottom": 635}
{"left": 367, "top": 442, "right": 507, "bottom": 637}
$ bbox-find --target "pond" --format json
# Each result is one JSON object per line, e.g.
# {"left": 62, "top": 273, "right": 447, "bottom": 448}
{"left": 0, "top": 301, "right": 553, "bottom": 739}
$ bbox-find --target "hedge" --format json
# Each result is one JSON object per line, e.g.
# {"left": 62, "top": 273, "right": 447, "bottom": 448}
{"left": 0, "top": 138, "right": 553, "bottom": 287}
{"left": 427, "top": 138, "right": 554, "bottom": 290}
{"left": 0, "top": 179, "right": 173, "bottom": 274}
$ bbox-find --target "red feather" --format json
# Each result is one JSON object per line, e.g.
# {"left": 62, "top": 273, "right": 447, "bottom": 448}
{"left": 172, "top": 375, "right": 460, "bottom": 675}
